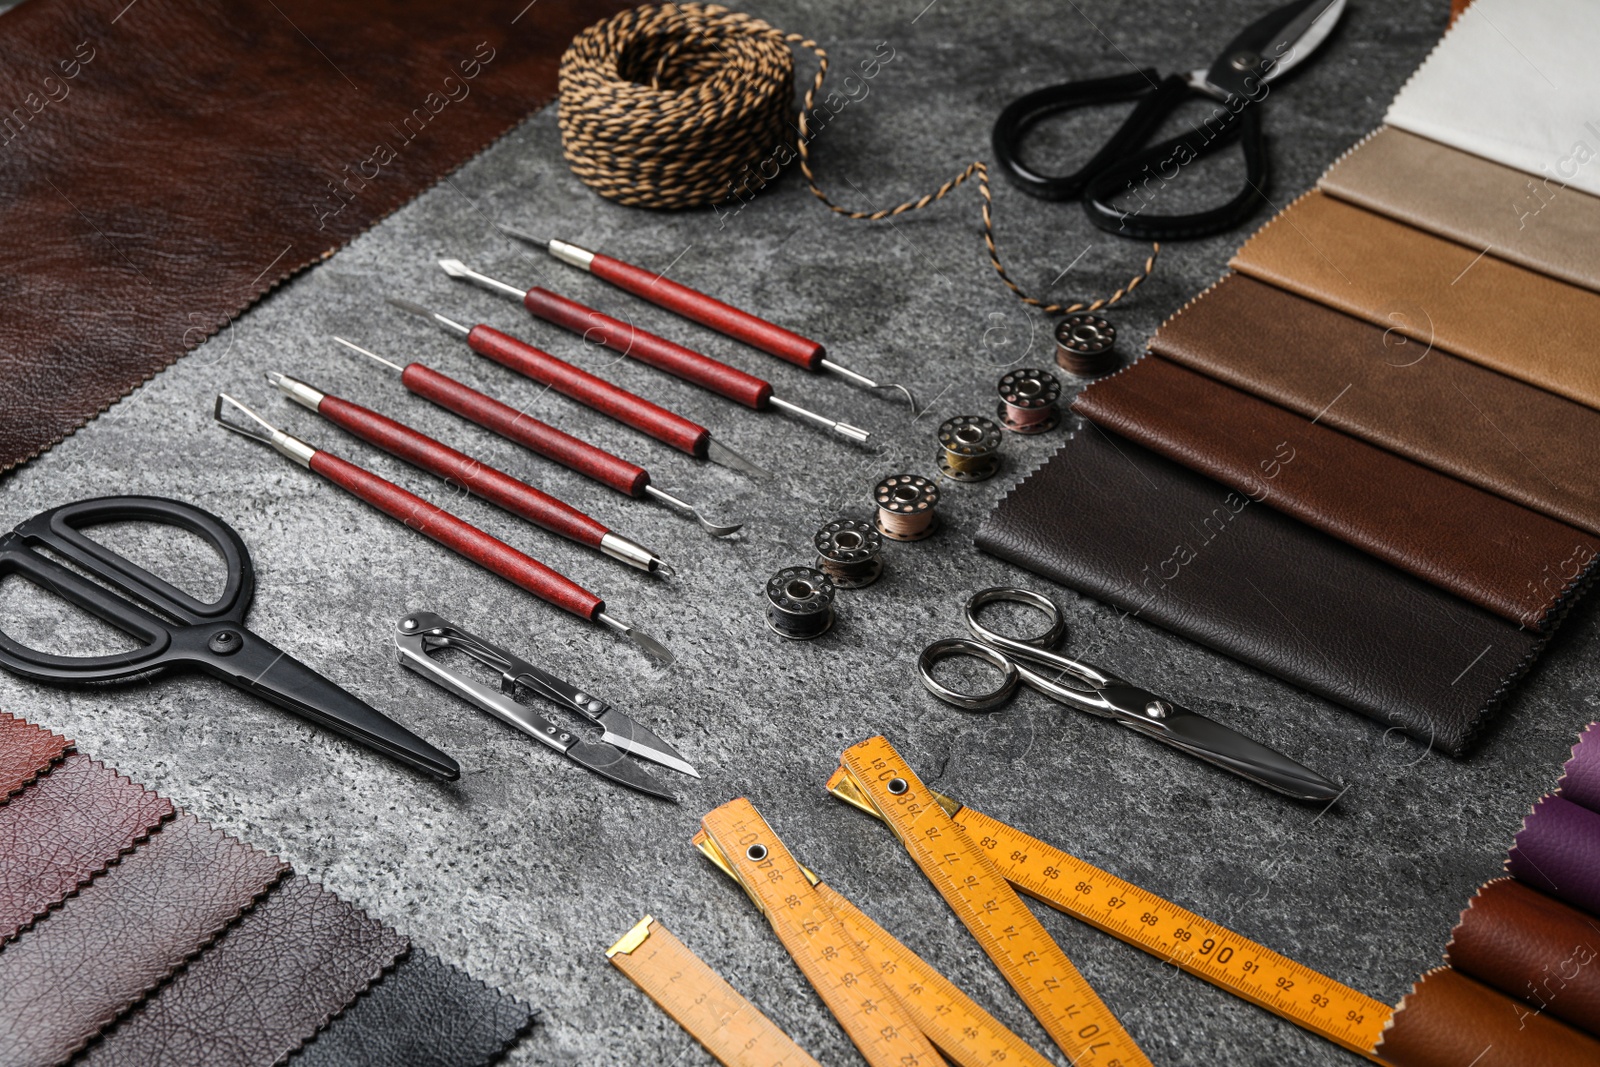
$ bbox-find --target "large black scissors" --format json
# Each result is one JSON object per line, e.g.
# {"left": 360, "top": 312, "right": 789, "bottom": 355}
{"left": 992, "top": 0, "right": 1346, "bottom": 240}
{"left": 0, "top": 496, "right": 458, "bottom": 780}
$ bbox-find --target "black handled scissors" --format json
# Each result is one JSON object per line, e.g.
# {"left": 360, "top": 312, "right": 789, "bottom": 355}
{"left": 992, "top": 0, "right": 1346, "bottom": 240}
{"left": 0, "top": 496, "right": 459, "bottom": 780}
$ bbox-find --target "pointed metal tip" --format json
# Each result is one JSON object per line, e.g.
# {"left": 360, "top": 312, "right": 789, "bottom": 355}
{"left": 386, "top": 295, "right": 434, "bottom": 319}
{"left": 705, "top": 437, "right": 774, "bottom": 481}
{"left": 264, "top": 370, "right": 286, "bottom": 387}
{"left": 332, "top": 336, "right": 405, "bottom": 373}
{"left": 641, "top": 486, "right": 746, "bottom": 537}
{"left": 497, "top": 223, "right": 546, "bottom": 247}
{"left": 437, "top": 258, "right": 469, "bottom": 278}
{"left": 890, "top": 384, "right": 920, "bottom": 414}
{"left": 594, "top": 612, "right": 675, "bottom": 667}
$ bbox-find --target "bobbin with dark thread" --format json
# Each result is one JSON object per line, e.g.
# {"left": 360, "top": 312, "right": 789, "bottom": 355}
{"left": 937, "top": 416, "right": 1003, "bottom": 482}
{"left": 873, "top": 474, "right": 940, "bottom": 542}
{"left": 814, "top": 518, "right": 884, "bottom": 589}
{"left": 765, "top": 566, "right": 836, "bottom": 639}
{"left": 996, "top": 368, "right": 1061, "bottom": 434}
{"left": 1055, "top": 313, "right": 1119, "bottom": 376}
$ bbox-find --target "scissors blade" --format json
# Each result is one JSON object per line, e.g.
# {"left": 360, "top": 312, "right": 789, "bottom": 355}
{"left": 564, "top": 739, "right": 678, "bottom": 802}
{"left": 1198, "top": 0, "right": 1345, "bottom": 99}
{"left": 597, "top": 709, "right": 700, "bottom": 778}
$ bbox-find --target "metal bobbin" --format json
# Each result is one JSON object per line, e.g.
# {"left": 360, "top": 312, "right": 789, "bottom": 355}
{"left": 873, "top": 474, "right": 940, "bottom": 542}
{"left": 936, "top": 415, "right": 1002, "bottom": 482}
{"left": 1055, "top": 313, "right": 1119, "bottom": 376}
{"left": 814, "top": 518, "right": 884, "bottom": 589}
{"left": 996, "top": 368, "right": 1061, "bottom": 434}
{"left": 764, "top": 566, "right": 836, "bottom": 640}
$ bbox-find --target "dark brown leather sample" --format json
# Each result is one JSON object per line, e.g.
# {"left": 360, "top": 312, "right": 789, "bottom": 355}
{"left": 1149, "top": 273, "right": 1600, "bottom": 538}
{"left": 0, "top": 812, "right": 288, "bottom": 1067}
{"left": 1071, "top": 356, "right": 1600, "bottom": 630}
{"left": 1375, "top": 967, "right": 1600, "bottom": 1067}
{"left": 0, "top": 752, "right": 173, "bottom": 944}
{"left": 0, "top": 712, "right": 71, "bottom": 802}
{"left": 83, "top": 875, "right": 408, "bottom": 1067}
{"left": 0, "top": 0, "right": 631, "bottom": 474}
{"left": 1507, "top": 795, "right": 1600, "bottom": 917}
{"left": 1447, "top": 878, "right": 1600, "bottom": 1038}
{"left": 974, "top": 430, "right": 1547, "bottom": 754}
{"left": 1230, "top": 191, "right": 1600, "bottom": 410}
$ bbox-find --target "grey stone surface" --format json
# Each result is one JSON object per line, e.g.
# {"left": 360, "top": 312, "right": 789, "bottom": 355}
{"left": 3, "top": 1, "right": 1595, "bottom": 1064}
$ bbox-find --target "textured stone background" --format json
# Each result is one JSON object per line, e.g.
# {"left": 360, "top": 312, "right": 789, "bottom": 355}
{"left": 3, "top": 1, "right": 1597, "bottom": 1064}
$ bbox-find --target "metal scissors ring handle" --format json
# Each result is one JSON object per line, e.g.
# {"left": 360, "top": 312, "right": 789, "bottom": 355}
{"left": 917, "top": 638, "right": 1019, "bottom": 711}
{"left": 963, "top": 587, "right": 1066, "bottom": 657}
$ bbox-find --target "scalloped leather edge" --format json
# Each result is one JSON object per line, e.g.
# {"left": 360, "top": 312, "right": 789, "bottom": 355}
{"left": 0, "top": 712, "right": 75, "bottom": 805}
{"left": 1372, "top": 963, "right": 1448, "bottom": 1054}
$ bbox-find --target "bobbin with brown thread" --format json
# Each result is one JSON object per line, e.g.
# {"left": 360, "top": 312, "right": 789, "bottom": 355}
{"left": 937, "top": 416, "right": 1003, "bottom": 482}
{"left": 1055, "top": 313, "right": 1119, "bottom": 376}
{"left": 814, "top": 518, "right": 884, "bottom": 588}
{"left": 873, "top": 474, "right": 940, "bottom": 542}
{"left": 764, "top": 566, "right": 836, "bottom": 640}
{"left": 996, "top": 368, "right": 1061, "bottom": 434}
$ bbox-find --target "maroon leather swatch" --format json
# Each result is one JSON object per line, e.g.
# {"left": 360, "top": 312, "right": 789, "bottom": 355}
{"left": 1376, "top": 967, "right": 1600, "bottom": 1067}
{"left": 1071, "top": 356, "right": 1599, "bottom": 631}
{"left": 0, "top": 752, "right": 173, "bottom": 944}
{"left": 1558, "top": 721, "right": 1600, "bottom": 816}
{"left": 0, "top": 712, "right": 72, "bottom": 802}
{"left": 1446, "top": 878, "right": 1600, "bottom": 1038}
{"left": 83, "top": 875, "right": 408, "bottom": 1067}
{"left": 0, "top": 0, "right": 631, "bottom": 474}
{"left": 1507, "top": 795, "right": 1600, "bottom": 917}
{"left": 0, "top": 812, "right": 288, "bottom": 1067}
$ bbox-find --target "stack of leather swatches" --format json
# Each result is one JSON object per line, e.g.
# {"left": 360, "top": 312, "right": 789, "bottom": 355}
{"left": 0, "top": 712, "right": 536, "bottom": 1067}
{"left": 1375, "top": 719, "right": 1600, "bottom": 1066}
{"left": 978, "top": 0, "right": 1600, "bottom": 756}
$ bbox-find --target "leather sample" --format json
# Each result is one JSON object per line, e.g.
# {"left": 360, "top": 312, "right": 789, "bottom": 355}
{"left": 1149, "top": 273, "right": 1600, "bottom": 539}
{"left": 1375, "top": 967, "right": 1600, "bottom": 1067}
{"left": 1321, "top": 127, "right": 1600, "bottom": 294}
{"left": 1446, "top": 878, "right": 1600, "bottom": 1037}
{"left": 291, "top": 949, "right": 538, "bottom": 1067}
{"left": 0, "top": 812, "right": 288, "bottom": 1067}
{"left": 1558, "top": 721, "right": 1600, "bottom": 814}
{"left": 0, "top": 712, "right": 71, "bottom": 802}
{"left": 974, "top": 431, "right": 1545, "bottom": 754}
{"left": 0, "top": 753, "right": 173, "bottom": 943}
{"left": 83, "top": 875, "right": 408, "bottom": 1067}
{"left": 1070, "top": 356, "right": 1599, "bottom": 630}
{"left": 0, "top": 0, "right": 631, "bottom": 474}
{"left": 1230, "top": 191, "right": 1600, "bottom": 410}
{"left": 1508, "top": 796, "right": 1600, "bottom": 917}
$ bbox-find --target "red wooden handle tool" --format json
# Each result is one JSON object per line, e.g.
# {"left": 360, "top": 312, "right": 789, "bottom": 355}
{"left": 522, "top": 287, "right": 773, "bottom": 410}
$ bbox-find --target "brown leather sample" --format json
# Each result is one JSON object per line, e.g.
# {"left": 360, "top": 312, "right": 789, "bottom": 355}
{"left": 0, "top": 712, "right": 72, "bottom": 802}
{"left": 1321, "top": 127, "right": 1600, "bottom": 294}
{"left": 1447, "top": 878, "right": 1600, "bottom": 1038}
{"left": 0, "top": 812, "right": 288, "bottom": 1067}
{"left": 1375, "top": 967, "right": 1600, "bottom": 1067}
{"left": 0, "top": 0, "right": 631, "bottom": 474}
{"left": 1149, "top": 273, "right": 1600, "bottom": 539}
{"left": 83, "top": 875, "right": 408, "bottom": 1067}
{"left": 1071, "top": 356, "right": 1599, "bottom": 630}
{"left": 1230, "top": 191, "right": 1600, "bottom": 410}
{"left": 0, "top": 752, "right": 173, "bottom": 944}
{"left": 974, "top": 430, "right": 1547, "bottom": 754}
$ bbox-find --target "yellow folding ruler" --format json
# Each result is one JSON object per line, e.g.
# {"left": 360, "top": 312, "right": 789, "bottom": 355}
{"left": 829, "top": 735, "right": 1393, "bottom": 1060}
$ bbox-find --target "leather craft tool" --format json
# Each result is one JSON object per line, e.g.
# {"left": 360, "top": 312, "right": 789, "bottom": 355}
{"left": 873, "top": 474, "right": 940, "bottom": 541}
{"left": 764, "top": 567, "right": 836, "bottom": 641}
{"left": 992, "top": 0, "right": 1346, "bottom": 239}
{"left": 437, "top": 259, "right": 875, "bottom": 446}
{"left": 502, "top": 228, "right": 919, "bottom": 411}
{"left": 396, "top": 610, "right": 695, "bottom": 799}
{"left": 387, "top": 297, "right": 771, "bottom": 480}
{"left": 214, "top": 395, "right": 672, "bottom": 666}
{"left": 827, "top": 736, "right": 1393, "bottom": 1060}
{"left": 332, "top": 338, "right": 742, "bottom": 537}
{"left": 266, "top": 371, "right": 671, "bottom": 575}
{"left": 920, "top": 587, "right": 1341, "bottom": 800}
{"left": 606, "top": 916, "right": 823, "bottom": 1067}
{"left": 0, "top": 495, "right": 459, "bottom": 781}
{"left": 832, "top": 737, "right": 1151, "bottom": 1067}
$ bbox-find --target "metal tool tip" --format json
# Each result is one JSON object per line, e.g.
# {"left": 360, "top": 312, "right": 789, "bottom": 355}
{"left": 496, "top": 223, "right": 546, "bottom": 247}
{"left": 653, "top": 560, "right": 676, "bottom": 578}
{"left": 594, "top": 612, "right": 675, "bottom": 667}
{"left": 891, "top": 384, "right": 920, "bottom": 414}
{"left": 385, "top": 295, "right": 432, "bottom": 318}
{"left": 437, "top": 258, "right": 469, "bottom": 277}
{"left": 332, "top": 336, "right": 405, "bottom": 373}
{"left": 834, "top": 423, "right": 874, "bottom": 447}
{"left": 264, "top": 370, "right": 286, "bottom": 387}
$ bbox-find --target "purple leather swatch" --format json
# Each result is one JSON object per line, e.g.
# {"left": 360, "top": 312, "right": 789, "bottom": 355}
{"left": 1508, "top": 795, "right": 1600, "bottom": 917}
{"left": 1557, "top": 722, "right": 1600, "bottom": 815}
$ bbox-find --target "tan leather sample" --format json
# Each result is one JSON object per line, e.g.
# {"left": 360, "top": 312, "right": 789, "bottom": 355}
{"left": 1071, "top": 356, "right": 1599, "bottom": 630}
{"left": 1321, "top": 127, "right": 1600, "bottom": 295}
{"left": 1230, "top": 191, "right": 1600, "bottom": 410}
{"left": 1375, "top": 967, "right": 1600, "bottom": 1066}
{"left": 1149, "top": 274, "right": 1600, "bottom": 539}
{"left": 0, "top": 712, "right": 71, "bottom": 802}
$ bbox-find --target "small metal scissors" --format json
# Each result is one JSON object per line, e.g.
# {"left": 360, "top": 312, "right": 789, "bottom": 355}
{"left": 919, "top": 588, "right": 1341, "bottom": 801}
{"left": 992, "top": 0, "right": 1346, "bottom": 239}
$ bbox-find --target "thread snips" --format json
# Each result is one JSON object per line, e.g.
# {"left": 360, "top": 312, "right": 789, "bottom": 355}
{"left": 396, "top": 611, "right": 698, "bottom": 801}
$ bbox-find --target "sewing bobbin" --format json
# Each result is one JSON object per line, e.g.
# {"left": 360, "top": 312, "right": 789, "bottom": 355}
{"left": 1055, "top": 313, "right": 1119, "bottom": 376}
{"left": 814, "top": 518, "right": 884, "bottom": 589}
{"left": 873, "top": 474, "right": 940, "bottom": 542}
{"left": 937, "top": 416, "right": 1002, "bottom": 482}
{"left": 996, "top": 368, "right": 1061, "bottom": 434}
{"left": 764, "top": 566, "right": 836, "bottom": 640}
